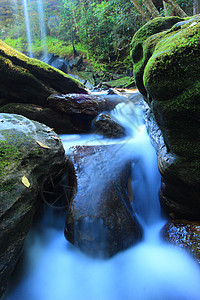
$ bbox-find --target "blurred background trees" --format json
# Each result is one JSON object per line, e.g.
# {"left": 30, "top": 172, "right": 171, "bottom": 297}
{"left": 0, "top": 0, "right": 198, "bottom": 70}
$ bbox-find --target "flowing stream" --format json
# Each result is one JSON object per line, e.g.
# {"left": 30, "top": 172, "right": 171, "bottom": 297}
{"left": 3, "top": 92, "right": 200, "bottom": 300}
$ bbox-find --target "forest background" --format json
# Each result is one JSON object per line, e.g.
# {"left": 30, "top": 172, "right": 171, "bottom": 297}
{"left": 1, "top": 0, "right": 199, "bottom": 73}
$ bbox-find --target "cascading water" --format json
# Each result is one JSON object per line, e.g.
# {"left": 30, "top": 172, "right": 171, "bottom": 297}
{"left": 22, "top": 0, "right": 33, "bottom": 58}
{"left": 36, "top": 0, "right": 47, "bottom": 57}
{"left": 21, "top": 0, "right": 47, "bottom": 58}
{"left": 3, "top": 92, "right": 200, "bottom": 300}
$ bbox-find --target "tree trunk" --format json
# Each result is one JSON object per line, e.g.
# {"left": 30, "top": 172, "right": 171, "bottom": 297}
{"left": 164, "top": 0, "right": 188, "bottom": 17}
{"left": 163, "top": 0, "right": 168, "bottom": 15}
{"left": 193, "top": 0, "right": 200, "bottom": 14}
{"left": 163, "top": 0, "right": 176, "bottom": 15}
{"left": 142, "top": 0, "right": 160, "bottom": 18}
{"left": 130, "top": 0, "right": 150, "bottom": 21}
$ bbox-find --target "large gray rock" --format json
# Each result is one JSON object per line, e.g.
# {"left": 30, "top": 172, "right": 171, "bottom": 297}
{"left": 64, "top": 145, "right": 142, "bottom": 257}
{"left": 0, "top": 113, "right": 67, "bottom": 297}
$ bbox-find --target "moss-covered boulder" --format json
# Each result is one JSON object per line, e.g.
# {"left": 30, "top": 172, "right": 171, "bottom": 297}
{"left": 0, "top": 113, "right": 67, "bottom": 297}
{"left": 131, "top": 15, "right": 200, "bottom": 219}
{"left": 0, "top": 39, "right": 88, "bottom": 105}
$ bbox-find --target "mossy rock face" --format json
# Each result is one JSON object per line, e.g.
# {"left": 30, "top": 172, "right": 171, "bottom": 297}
{"left": 131, "top": 16, "right": 200, "bottom": 219}
{"left": 130, "top": 16, "right": 183, "bottom": 98}
{"left": 0, "top": 113, "right": 67, "bottom": 297}
{"left": 0, "top": 40, "right": 88, "bottom": 105}
{"left": 131, "top": 15, "right": 200, "bottom": 159}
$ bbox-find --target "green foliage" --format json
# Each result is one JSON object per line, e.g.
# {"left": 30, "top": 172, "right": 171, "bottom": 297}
{"left": 59, "top": 0, "right": 145, "bottom": 63}
{"left": 1, "top": 0, "right": 194, "bottom": 71}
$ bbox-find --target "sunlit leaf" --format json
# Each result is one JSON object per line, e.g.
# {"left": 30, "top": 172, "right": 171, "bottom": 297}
{"left": 22, "top": 175, "right": 30, "bottom": 188}
{"left": 47, "top": 128, "right": 54, "bottom": 133}
{"left": 36, "top": 140, "right": 50, "bottom": 149}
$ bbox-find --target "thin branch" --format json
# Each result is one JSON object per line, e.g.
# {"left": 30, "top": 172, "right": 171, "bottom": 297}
{"left": 130, "top": 0, "right": 150, "bottom": 21}
{"left": 164, "top": 0, "right": 188, "bottom": 17}
{"left": 142, "top": 0, "right": 160, "bottom": 18}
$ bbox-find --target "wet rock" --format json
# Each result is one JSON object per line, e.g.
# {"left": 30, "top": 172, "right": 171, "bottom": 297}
{"left": 131, "top": 16, "right": 200, "bottom": 220}
{"left": 47, "top": 93, "right": 108, "bottom": 117}
{"left": 0, "top": 103, "right": 92, "bottom": 134}
{"left": 93, "top": 113, "right": 125, "bottom": 138}
{"left": 0, "top": 113, "right": 67, "bottom": 297}
{"left": 107, "top": 88, "right": 126, "bottom": 97}
{"left": 144, "top": 104, "right": 200, "bottom": 220}
{"left": 51, "top": 57, "right": 68, "bottom": 74}
{"left": 0, "top": 40, "right": 88, "bottom": 105}
{"left": 64, "top": 145, "right": 142, "bottom": 258}
{"left": 161, "top": 220, "right": 200, "bottom": 264}
{"left": 69, "top": 56, "right": 83, "bottom": 69}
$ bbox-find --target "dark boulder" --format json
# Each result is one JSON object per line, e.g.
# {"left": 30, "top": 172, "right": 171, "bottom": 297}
{"left": 0, "top": 103, "right": 91, "bottom": 134}
{"left": 51, "top": 57, "right": 68, "bottom": 74}
{"left": 47, "top": 93, "right": 109, "bottom": 119}
{"left": 64, "top": 145, "right": 142, "bottom": 257}
{"left": 0, "top": 113, "right": 67, "bottom": 297}
{"left": 93, "top": 113, "right": 125, "bottom": 138}
{"left": 161, "top": 220, "right": 200, "bottom": 265}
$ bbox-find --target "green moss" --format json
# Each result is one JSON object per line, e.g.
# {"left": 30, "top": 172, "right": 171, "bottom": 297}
{"left": 131, "top": 15, "right": 200, "bottom": 161}
{"left": 143, "top": 21, "right": 200, "bottom": 101}
{"left": 104, "top": 76, "right": 135, "bottom": 88}
{"left": 130, "top": 17, "right": 184, "bottom": 98}
{"left": 0, "top": 140, "right": 21, "bottom": 176}
{"left": 0, "top": 178, "right": 19, "bottom": 193}
{"left": 0, "top": 39, "right": 87, "bottom": 102}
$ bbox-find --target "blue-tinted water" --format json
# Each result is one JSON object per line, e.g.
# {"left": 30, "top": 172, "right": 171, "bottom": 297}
{"left": 3, "top": 97, "right": 200, "bottom": 300}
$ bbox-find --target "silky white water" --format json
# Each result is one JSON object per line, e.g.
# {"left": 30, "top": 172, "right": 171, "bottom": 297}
{"left": 3, "top": 96, "right": 200, "bottom": 300}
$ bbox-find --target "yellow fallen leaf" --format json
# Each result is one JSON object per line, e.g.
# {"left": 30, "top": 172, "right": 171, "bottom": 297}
{"left": 36, "top": 140, "right": 50, "bottom": 149}
{"left": 47, "top": 128, "right": 54, "bottom": 133}
{"left": 22, "top": 175, "right": 30, "bottom": 188}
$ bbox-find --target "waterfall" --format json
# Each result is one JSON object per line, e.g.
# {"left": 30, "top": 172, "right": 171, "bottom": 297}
{"left": 111, "top": 101, "right": 161, "bottom": 229}
{"left": 22, "top": 0, "right": 33, "bottom": 58}
{"left": 36, "top": 0, "right": 47, "bottom": 57}
{"left": 3, "top": 93, "right": 200, "bottom": 300}
{"left": 21, "top": 0, "right": 47, "bottom": 58}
